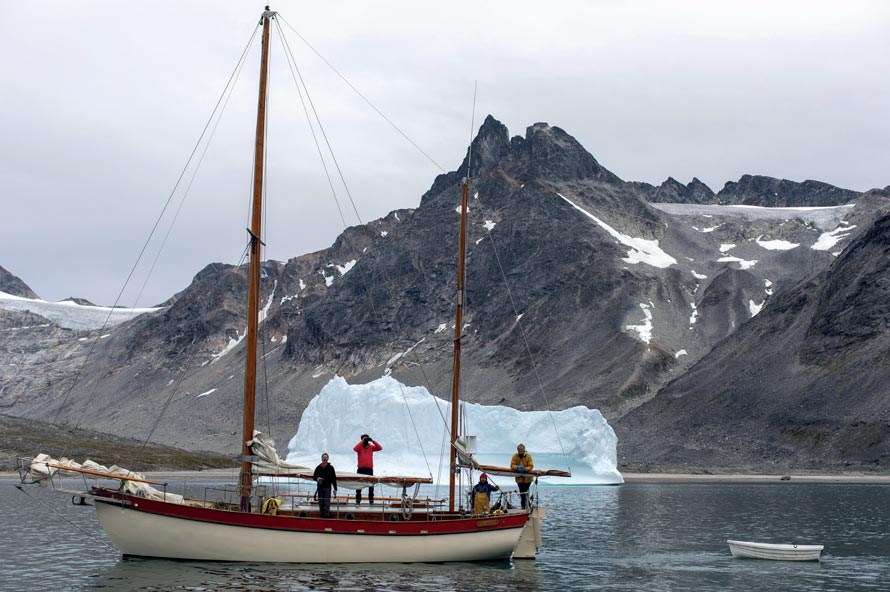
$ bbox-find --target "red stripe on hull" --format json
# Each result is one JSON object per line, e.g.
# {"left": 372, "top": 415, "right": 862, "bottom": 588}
{"left": 92, "top": 489, "right": 529, "bottom": 536}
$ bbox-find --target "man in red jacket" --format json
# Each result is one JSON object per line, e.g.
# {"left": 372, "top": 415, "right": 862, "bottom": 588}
{"left": 353, "top": 434, "right": 382, "bottom": 504}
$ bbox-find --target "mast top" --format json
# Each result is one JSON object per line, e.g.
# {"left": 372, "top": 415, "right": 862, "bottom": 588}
{"left": 261, "top": 7, "right": 277, "bottom": 23}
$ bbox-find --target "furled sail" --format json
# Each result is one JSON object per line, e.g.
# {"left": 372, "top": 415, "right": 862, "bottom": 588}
{"left": 23, "top": 453, "right": 184, "bottom": 504}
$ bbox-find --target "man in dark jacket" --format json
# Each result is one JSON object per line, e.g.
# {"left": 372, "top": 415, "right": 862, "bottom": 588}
{"left": 312, "top": 452, "right": 337, "bottom": 518}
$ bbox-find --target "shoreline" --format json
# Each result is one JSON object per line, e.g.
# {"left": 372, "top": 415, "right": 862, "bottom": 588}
{"left": 621, "top": 472, "right": 890, "bottom": 484}
{"left": 4, "top": 468, "right": 888, "bottom": 484}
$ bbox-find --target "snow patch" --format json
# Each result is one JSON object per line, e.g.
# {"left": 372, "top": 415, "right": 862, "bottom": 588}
{"left": 717, "top": 256, "right": 758, "bottom": 270}
{"left": 483, "top": 220, "right": 496, "bottom": 231}
{"left": 625, "top": 302, "right": 654, "bottom": 343}
{"left": 197, "top": 388, "right": 217, "bottom": 398}
{"left": 756, "top": 236, "right": 799, "bottom": 251}
{"left": 691, "top": 270, "right": 707, "bottom": 280}
{"left": 336, "top": 260, "right": 357, "bottom": 276}
{"left": 675, "top": 349, "right": 687, "bottom": 358}
{"left": 719, "top": 243, "right": 736, "bottom": 253}
{"left": 258, "top": 281, "right": 276, "bottom": 324}
{"left": 212, "top": 331, "right": 244, "bottom": 363}
{"left": 813, "top": 223, "right": 856, "bottom": 252}
{"left": 384, "top": 339, "right": 425, "bottom": 374}
{"left": 557, "top": 193, "right": 676, "bottom": 268}
{"left": 749, "top": 299, "right": 765, "bottom": 317}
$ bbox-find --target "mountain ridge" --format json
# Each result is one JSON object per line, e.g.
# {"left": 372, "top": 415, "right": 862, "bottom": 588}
{"left": 2, "top": 115, "right": 888, "bottom": 472}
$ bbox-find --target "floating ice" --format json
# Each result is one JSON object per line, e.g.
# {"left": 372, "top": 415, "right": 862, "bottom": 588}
{"left": 285, "top": 376, "right": 622, "bottom": 485}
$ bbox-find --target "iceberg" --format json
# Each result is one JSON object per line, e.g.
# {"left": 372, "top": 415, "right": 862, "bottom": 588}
{"left": 285, "top": 376, "right": 623, "bottom": 485}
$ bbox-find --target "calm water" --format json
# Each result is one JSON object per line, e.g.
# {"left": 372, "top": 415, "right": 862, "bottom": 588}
{"left": 2, "top": 478, "right": 888, "bottom": 591}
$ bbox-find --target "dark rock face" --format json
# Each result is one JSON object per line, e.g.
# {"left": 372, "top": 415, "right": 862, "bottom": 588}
{"left": 803, "top": 215, "right": 890, "bottom": 360}
{"left": 2, "top": 116, "right": 888, "bottom": 473}
{"left": 617, "top": 213, "right": 890, "bottom": 472}
{"left": 0, "top": 265, "right": 39, "bottom": 299}
{"left": 716, "top": 175, "right": 860, "bottom": 207}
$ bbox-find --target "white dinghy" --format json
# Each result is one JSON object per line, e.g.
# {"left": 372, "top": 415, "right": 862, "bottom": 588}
{"left": 727, "top": 539, "right": 824, "bottom": 561}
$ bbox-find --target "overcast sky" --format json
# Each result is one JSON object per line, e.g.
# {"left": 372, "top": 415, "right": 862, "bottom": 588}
{"left": 3, "top": 1, "right": 888, "bottom": 306}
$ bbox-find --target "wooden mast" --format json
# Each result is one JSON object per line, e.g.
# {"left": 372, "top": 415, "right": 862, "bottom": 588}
{"left": 240, "top": 6, "right": 274, "bottom": 513}
{"left": 448, "top": 177, "right": 470, "bottom": 512}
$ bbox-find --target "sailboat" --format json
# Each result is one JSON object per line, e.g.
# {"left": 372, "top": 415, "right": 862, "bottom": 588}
{"left": 18, "top": 7, "right": 570, "bottom": 563}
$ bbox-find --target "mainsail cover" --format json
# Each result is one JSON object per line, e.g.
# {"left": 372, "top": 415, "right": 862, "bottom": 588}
{"left": 24, "top": 453, "right": 185, "bottom": 504}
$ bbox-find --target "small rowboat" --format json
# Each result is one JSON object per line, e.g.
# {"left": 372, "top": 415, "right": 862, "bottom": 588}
{"left": 727, "top": 539, "right": 824, "bottom": 561}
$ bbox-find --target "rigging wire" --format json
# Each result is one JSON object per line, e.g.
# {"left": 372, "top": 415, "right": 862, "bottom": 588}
{"left": 277, "top": 17, "right": 444, "bottom": 418}
{"left": 273, "top": 19, "right": 444, "bottom": 482}
{"left": 259, "top": 39, "right": 274, "bottom": 440}
{"left": 52, "top": 23, "right": 262, "bottom": 453}
{"left": 277, "top": 15, "right": 447, "bottom": 175}
{"left": 457, "top": 81, "right": 478, "bottom": 444}
{"left": 128, "top": 26, "right": 257, "bottom": 313}
{"left": 272, "top": 20, "right": 349, "bottom": 229}
{"left": 470, "top": 194, "right": 573, "bottom": 473}
{"left": 15, "top": 485, "right": 117, "bottom": 552}
{"left": 133, "top": 243, "right": 252, "bottom": 467}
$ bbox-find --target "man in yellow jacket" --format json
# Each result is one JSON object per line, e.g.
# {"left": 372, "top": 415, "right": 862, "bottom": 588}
{"left": 510, "top": 443, "right": 534, "bottom": 509}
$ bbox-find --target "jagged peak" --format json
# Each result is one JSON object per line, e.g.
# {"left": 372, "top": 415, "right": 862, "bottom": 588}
{"left": 456, "top": 116, "right": 622, "bottom": 184}
{"left": 458, "top": 115, "right": 510, "bottom": 178}
{"left": 647, "top": 176, "right": 714, "bottom": 204}
{"left": 659, "top": 176, "right": 685, "bottom": 190}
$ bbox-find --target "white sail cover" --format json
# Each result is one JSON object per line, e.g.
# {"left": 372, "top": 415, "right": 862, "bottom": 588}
{"left": 24, "top": 453, "right": 184, "bottom": 504}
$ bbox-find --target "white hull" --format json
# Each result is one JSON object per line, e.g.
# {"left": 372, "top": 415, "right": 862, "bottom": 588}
{"left": 95, "top": 501, "right": 525, "bottom": 563}
{"left": 727, "top": 539, "right": 823, "bottom": 561}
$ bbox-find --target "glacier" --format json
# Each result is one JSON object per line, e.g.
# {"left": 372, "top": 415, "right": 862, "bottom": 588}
{"left": 0, "top": 291, "right": 161, "bottom": 331}
{"left": 285, "top": 376, "right": 623, "bottom": 486}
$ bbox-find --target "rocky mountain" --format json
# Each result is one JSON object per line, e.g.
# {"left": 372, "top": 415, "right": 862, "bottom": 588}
{"left": 0, "top": 265, "right": 39, "bottom": 299}
{"left": 618, "top": 200, "right": 890, "bottom": 472}
{"left": 2, "top": 116, "right": 888, "bottom": 472}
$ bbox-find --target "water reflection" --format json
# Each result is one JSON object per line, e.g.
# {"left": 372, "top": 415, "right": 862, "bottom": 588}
{"left": 4, "top": 480, "right": 889, "bottom": 591}
{"left": 83, "top": 558, "right": 540, "bottom": 591}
